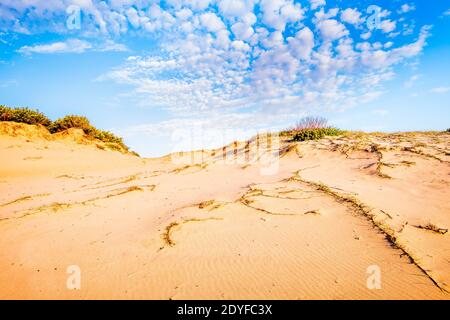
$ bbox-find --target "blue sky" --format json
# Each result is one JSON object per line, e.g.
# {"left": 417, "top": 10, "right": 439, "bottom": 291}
{"left": 0, "top": 0, "right": 449, "bottom": 156}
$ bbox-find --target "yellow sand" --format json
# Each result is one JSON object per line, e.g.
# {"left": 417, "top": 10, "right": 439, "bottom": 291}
{"left": 0, "top": 122, "right": 449, "bottom": 299}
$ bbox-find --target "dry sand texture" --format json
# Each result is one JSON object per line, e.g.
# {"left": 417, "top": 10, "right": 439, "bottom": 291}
{"left": 0, "top": 122, "right": 449, "bottom": 299}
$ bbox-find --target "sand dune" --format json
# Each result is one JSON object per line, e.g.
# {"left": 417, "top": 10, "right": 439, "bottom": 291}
{"left": 0, "top": 122, "right": 449, "bottom": 299}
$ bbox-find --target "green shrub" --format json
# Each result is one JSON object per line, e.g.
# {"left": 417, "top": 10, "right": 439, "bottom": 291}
{"left": 93, "top": 130, "right": 125, "bottom": 146}
{"left": 1, "top": 106, "right": 134, "bottom": 154}
{"left": 292, "top": 127, "right": 343, "bottom": 142}
{"left": 50, "top": 115, "right": 128, "bottom": 150}
{"left": 49, "top": 115, "right": 94, "bottom": 134}
{"left": 104, "top": 142, "right": 122, "bottom": 152}
{"left": 0, "top": 105, "right": 52, "bottom": 127}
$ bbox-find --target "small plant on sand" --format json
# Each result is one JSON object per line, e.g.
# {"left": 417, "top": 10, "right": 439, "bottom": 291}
{"left": 286, "top": 117, "right": 343, "bottom": 142}
{"left": 0, "top": 105, "right": 52, "bottom": 127}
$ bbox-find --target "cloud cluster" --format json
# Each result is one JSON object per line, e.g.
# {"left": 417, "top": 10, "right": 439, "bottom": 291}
{"left": 1, "top": 1, "right": 432, "bottom": 138}
{"left": 95, "top": 2, "right": 430, "bottom": 124}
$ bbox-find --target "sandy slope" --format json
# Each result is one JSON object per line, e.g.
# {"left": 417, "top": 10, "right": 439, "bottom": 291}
{"left": 0, "top": 122, "right": 449, "bottom": 299}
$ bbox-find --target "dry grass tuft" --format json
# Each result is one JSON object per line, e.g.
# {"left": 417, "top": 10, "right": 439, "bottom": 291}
{"left": 400, "top": 160, "right": 416, "bottom": 167}
{"left": 197, "top": 200, "right": 224, "bottom": 211}
{"left": 414, "top": 222, "right": 448, "bottom": 235}
{"left": 115, "top": 186, "right": 143, "bottom": 196}
{"left": 198, "top": 200, "right": 215, "bottom": 209}
{"left": 170, "top": 163, "right": 208, "bottom": 174}
{"left": 304, "top": 210, "right": 320, "bottom": 215}
{"left": 0, "top": 195, "right": 32, "bottom": 207}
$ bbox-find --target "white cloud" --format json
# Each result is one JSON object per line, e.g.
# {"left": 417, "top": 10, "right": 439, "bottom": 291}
{"left": 310, "top": 0, "right": 326, "bottom": 10}
{"left": 186, "top": 0, "right": 213, "bottom": 11}
{"left": 360, "top": 31, "right": 371, "bottom": 40}
{"left": 200, "top": 12, "right": 226, "bottom": 32}
{"left": 0, "top": 79, "right": 18, "bottom": 88}
{"left": 317, "top": 19, "right": 349, "bottom": 41}
{"left": 125, "top": 8, "right": 140, "bottom": 28}
{"left": 18, "top": 39, "right": 128, "bottom": 55}
{"left": 260, "top": 0, "right": 304, "bottom": 31}
{"left": 18, "top": 39, "right": 92, "bottom": 54}
{"left": 430, "top": 87, "right": 450, "bottom": 94}
{"left": 261, "top": 30, "right": 284, "bottom": 48}
{"left": 288, "top": 27, "right": 315, "bottom": 60}
{"left": 175, "top": 8, "right": 193, "bottom": 21}
{"left": 218, "top": 0, "right": 251, "bottom": 18}
{"left": 398, "top": 4, "right": 416, "bottom": 14}
{"left": 241, "top": 12, "right": 257, "bottom": 26}
{"left": 98, "top": 40, "right": 129, "bottom": 52}
{"left": 380, "top": 20, "right": 397, "bottom": 33}
{"left": 404, "top": 74, "right": 420, "bottom": 88}
{"left": 340, "top": 8, "right": 363, "bottom": 25}
{"left": 214, "top": 29, "right": 231, "bottom": 48}
{"left": 231, "top": 22, "right": 254, "bottom": 40}
{"left": 444, "top": 9, "right": 450, "bottom": 16}
{"left": 314, "top": 7, "right": 339, "bottom": 21}
{"left": 231, "top": 40, "right": 251, "bottom": 51}
{"left": 389, "top": 25, "right": 431, "bottom": 59}
{"left": 372, "top": 109, "right": 389, "bottom": 116}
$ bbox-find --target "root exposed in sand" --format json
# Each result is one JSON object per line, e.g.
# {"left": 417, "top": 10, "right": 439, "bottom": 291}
{"left": 0, "top": 193, "right": 51, "bottom": 207}
{"left": 0, "top": 196, "right": 32, "bottom": 207}
{"left": 197, "top": 200, "right": 226, "bottom": 212}
{"left": 237, "top": 186, "right": 321, "bottom": 217}
{"left": 170, "top": 163, "right": 208, "bottom": 174}
{"left": 414, "top": 223, "right": 448, "bottom": 235}
{"left": 1, "top": 185, "right": 156, "bottom": 223}
{"left": 162, "top": 217, "right": 224, "bottom": 247}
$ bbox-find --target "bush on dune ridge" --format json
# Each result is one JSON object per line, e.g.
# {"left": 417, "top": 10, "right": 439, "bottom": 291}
{"left": 0, "top": 105, "right": 132, "bottom": 154}
{"left": 292, "top": 127, "right": 343, "bottom": 141}
{"left": 283, "top": 116, "right": 344, "bottom": 142}
{"left": 293, "top": 116, "right": 329, "bottom": 131}
{"left": 50, "top": 115, "right": 128, "bottom": 151}
{"left": 50, "top": 115, "right": 93, "bottom": 134}
{"left": 0, "top": 105, "right": 52, "bottom": 127}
